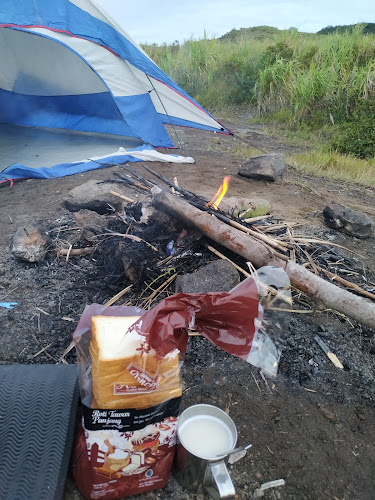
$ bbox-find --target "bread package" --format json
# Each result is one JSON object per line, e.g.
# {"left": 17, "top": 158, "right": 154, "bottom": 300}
{"left": 90, "top": 315, "right": 182, "bottom": 409}
{"left": 72, "top": 274, "right": 268, "bottom": 499}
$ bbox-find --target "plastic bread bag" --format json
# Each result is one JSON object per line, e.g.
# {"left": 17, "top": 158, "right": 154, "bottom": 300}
{"left": 71, "top": 265, "right": 290, "bottom": 499}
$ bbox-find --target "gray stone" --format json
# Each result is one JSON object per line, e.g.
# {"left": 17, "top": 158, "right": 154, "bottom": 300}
{"left": 238, "top": 153, "right": 286, "bottom": 181}
{"left": 219, "top": 196, "right": 271, "bottom": 218}
{"left": 74, "top": 210, "right": 110, "bottom": 240}
{"left": 175, "top": 259, "right": 240, "bottom": 294}
{"left": 323, "top": 202, "right": 374, "bottom": 239}
{"left": 63, "top": 179, "right": 134, "bottom": 214}
{"left": 11, "top": 225, "right": 50, "bottom": 262}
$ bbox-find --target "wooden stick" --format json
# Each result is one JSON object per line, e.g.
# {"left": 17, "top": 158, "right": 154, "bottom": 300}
{"left": 58, "top": 247, "right": 93, "bottom": 257}
{"left": 105, "top": 284, "right": 133, "bottom": 306}
{"left": 206, "top": 245, "right": 251, "bottom": 277}
{"left": 201, "top": 208, "right": 291, "bottom": 252}
{"left": 242, "top": 214, "right": 273, "bottom": 223}
{"left": 225, "top": 216, "right": 292, "bottom": 251}
{"left": 109, "top": 190, "right": 135, "bottom": 203}
{"left": 33, "top": 342, "right": 53, "bottom": 358}
{"left": 153, "top": 189, "right": 375, "bottom": 330}
{"left": 142, "top": 164, "right": 200, "bottom": 200}
{"left": 138, "top": 273, "right": 177, "bottom": 309}
{"left": 315, "top": 335, "right": 344, "bottom": 369}
{"left": 320, "top": 268, "right": 375, "bottom": 301}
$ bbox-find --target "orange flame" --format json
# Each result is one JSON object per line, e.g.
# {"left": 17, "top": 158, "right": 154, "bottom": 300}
{"left": 207, "top": 176, "right": 230, "bottom": 210}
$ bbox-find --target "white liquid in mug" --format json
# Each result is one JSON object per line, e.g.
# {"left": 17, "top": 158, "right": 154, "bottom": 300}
{"left": 179, "top": 415, "right": 234, "bottom": 459}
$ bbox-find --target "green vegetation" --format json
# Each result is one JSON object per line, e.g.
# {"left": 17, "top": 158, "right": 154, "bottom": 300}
{"left": 143, "top": 24, "right": 375, "bottom": 182}
{"left": 317, "top": 23, "right": 375, "bottom": 35}
{"left": 331, "top": 96, "right": 375, "bottom": 158}
{"left": 286, "top": 150, "right": 375, "bottom": 186}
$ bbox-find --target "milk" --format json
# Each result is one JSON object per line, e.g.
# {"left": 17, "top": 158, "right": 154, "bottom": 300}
{"left": 178, "top": 415, "right": 234, "bottom": 459}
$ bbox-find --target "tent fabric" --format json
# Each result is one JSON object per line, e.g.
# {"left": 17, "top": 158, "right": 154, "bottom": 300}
{"left": 0, "top": 0, "right": 229, "bottom": 182}
{"left": 0, "top": 0, "right": 230, "bottom": 146}
{"left": 0, "top": 145, "right": 195, "bottom": 183}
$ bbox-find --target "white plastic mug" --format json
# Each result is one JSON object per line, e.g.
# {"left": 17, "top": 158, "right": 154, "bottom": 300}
{"left": 173, "top": 404, "right": 237, "bottom": 500}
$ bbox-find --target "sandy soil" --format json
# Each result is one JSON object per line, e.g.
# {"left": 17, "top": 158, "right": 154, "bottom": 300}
{"left": 1, "top": 115, "right": 375, "bottom": 500}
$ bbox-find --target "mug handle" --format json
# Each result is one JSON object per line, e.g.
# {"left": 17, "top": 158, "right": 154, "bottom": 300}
{"left": 203, "top": 460, "right": 236, "bottom": 500}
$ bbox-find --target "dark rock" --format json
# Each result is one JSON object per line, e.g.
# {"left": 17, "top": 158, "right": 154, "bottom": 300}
{"left": 175, "top": 259, "right": 240, "bottom": 293}
{"left": 238, "top": 153, "right": 286, "bottom": 181}
{"left": 323, "top": 202, "right": 374, "bottom": 239}
{"left": 11, "top": 225, "right": 50, "bottom": 262}
{"left": 63, "top": 180, "right": 133, "bottom": 214}
{"left": 74, "top": 210, "right": 110, "bottom": 240}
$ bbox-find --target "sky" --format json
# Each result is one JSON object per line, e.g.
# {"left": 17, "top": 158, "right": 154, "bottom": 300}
{"left": 96, "top": 0, "right": 374, "bottom": 45}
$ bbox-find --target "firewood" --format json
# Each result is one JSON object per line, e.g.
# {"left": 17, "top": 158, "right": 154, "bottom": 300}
{"left": 153, "top": 189, "right": 375, "bottom": 330}
{"left": 109, "top": 190, "right": 135, "bottom": 203}
{"left": 57, "top": 247, "right": 93, "bottom": 257}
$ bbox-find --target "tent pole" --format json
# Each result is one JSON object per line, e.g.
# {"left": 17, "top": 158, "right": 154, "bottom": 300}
{"left": 146, "top": 75, "right": 183, "bottom": 149}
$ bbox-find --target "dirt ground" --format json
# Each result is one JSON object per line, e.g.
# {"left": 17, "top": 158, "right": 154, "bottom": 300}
{"left": 1, "top": 115, "right": 375, "bottom": 500}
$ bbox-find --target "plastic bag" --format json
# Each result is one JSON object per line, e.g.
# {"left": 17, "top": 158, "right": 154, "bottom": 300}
{"left": 71, "top": 267, "right": 290, "bottom": 499}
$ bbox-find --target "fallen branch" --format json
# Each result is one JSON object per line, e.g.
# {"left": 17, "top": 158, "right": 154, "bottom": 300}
{"left": 105, "top": 284, "right": 133, "bottom": 306}
{"left": 153, "top": 189, "right": 375, "bottom": 330}
{"left": 109, "top": 190, "right": 135, "bottom": 203}
{"left": 320, "top": 268, "right": 375, "bottom": 301}
{"left": 57, "top": 247, "right": 93, "bottom": 257}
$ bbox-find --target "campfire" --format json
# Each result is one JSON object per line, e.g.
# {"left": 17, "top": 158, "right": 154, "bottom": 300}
{"left": 56, "top": 162, "right": 375, "bottom": 353}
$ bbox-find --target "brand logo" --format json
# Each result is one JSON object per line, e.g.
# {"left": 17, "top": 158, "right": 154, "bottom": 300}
{"left": 113, "top": 363, "right": 160, "bottom": 395}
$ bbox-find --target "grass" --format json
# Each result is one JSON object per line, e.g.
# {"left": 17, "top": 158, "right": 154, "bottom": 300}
{"left": 230, "top": 142, "right": 266, "bottom": 158}
{"left": 286, "top": 150, "right": 375, "bottom": 186}
{"left": 144, "top": 25, "right": 375, "bottom": 183}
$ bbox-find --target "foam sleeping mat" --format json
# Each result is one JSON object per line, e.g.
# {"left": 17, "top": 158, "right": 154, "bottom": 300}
{"left": 0, "top": 364, "right": 79, "bottom": 500}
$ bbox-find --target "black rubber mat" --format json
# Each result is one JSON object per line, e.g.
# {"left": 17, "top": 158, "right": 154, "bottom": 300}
{"left": 0, "top": 364, "right": 79, "bottom": 500}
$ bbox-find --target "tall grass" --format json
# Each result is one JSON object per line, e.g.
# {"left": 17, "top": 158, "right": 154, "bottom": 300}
{"left": 146, "top": 36, "right": 266, "bottom": 108}
{"left": 144, "top": 26, "right": 375, "bottom": 127}
{"left": 255, "top": 26, "right": 375, "bottom": 126}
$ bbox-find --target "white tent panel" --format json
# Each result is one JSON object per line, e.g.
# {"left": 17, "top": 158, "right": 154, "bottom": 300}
{"left": 29, "top": 27, "right": 149, "bottom": 97}
{"left": 0, "top": 28, "right": 107, "bottom": 95}
{"left": 129, "top": 66, "right": 222, "bottom": 129}
{"left": 68, "top": 0, "right": 154, "bottom": 61}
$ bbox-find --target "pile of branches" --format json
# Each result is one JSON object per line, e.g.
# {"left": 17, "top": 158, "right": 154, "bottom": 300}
{"left": 96, "top": 164, "right": 375, "bottom": 330}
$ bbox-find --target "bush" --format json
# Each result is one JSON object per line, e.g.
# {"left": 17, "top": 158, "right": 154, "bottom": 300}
{"left": 331, "top": 95, "right": 375, "bottom": 158}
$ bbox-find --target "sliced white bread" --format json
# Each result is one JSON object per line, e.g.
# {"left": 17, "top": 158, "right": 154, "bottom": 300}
{"left": 90, "top": 315, "right": 181, "bottom": 409}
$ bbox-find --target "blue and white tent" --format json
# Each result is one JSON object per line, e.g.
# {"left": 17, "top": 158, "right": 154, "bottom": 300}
{"left": 0, "top": 0, "right": 230, "bottom": 182}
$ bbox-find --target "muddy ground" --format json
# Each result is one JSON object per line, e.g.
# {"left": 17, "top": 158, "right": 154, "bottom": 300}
{"left": 1, "top": 115, "right": 375, "bottom": 500}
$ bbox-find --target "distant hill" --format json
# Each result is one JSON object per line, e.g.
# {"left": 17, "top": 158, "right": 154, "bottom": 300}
{"left": 219, "top": 26, "right": 286, "bottom": 42}
{"left": 218, "top": 24, "right": 375, "bottom": 43}
{"left": 317, "top": 23, "right": 375, "bottom": 35}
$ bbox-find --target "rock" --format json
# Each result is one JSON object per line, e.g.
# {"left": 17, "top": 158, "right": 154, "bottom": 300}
{"left": 63, "top": 180, "right": 133, "bottom": 214}
{"left": 219, "top": 196, "right": 271, "bottom": 218}
{"left": 11, "top": 225, "right": 49, "bottom": 262}
{"left": 238, "top": 153, "right": 286, "bottom": 181}
{"left": 323, "top": 202, "right": 374, "bottom": 239}
{"left": 74, "top": 210, "right": 110, "bottom": 240}
{"left": 175, "top": 259, "right": 240, "bottom": 293}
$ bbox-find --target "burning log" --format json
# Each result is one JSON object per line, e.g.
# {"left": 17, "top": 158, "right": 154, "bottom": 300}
{"left": 153, "top": 189, "right": 375, "bottom": 330}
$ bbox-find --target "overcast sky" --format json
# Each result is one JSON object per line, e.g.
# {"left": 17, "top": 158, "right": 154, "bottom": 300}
{"left": 96, "top": 0, "right": 374, "bottom": 45}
